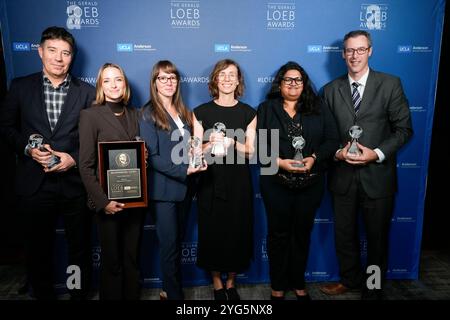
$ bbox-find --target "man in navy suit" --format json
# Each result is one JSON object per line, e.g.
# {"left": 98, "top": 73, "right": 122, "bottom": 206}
{"left": 320, "top": 30, "right": 413, "bottom": 299}
{"left": 0, "top": 26, "right": 95, "bottom": 299}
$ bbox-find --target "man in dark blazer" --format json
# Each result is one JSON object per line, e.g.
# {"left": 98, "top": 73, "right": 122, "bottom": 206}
{"left": 320, "top": 30, "right": 413, "bottom": 300}
{"left": 0, "top": 26, "right": 95, "bottom": 299}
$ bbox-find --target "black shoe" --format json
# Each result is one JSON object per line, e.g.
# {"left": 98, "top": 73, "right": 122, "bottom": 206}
{"left": 296, "top": 293, "right": 311, "bottom": 301}
{"left": 226, "top": 287, "right": 240, "bottom": 300}
{"left": 214, "top": 288, "right": 228, "bottom": 300}
{"left": 270, "top": 295, "right": 285, "bottom": 300}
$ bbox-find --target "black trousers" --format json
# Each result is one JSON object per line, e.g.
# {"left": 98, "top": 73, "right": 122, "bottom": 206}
{"left": 332, "top": 173, "right": 394, "bottom": 289}
{"left": 260, "top": 175, "right": 324, "bottom": 291}
{"left": 96, "top": 208, "right": 144, "bottom": 300}
{"left": 20, "top": 176, "right": 91, "bottom": 300}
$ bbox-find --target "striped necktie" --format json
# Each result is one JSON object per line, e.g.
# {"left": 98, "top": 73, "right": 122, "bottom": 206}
{"left": 351, "top": 82, "right": 361, "bottom": 114}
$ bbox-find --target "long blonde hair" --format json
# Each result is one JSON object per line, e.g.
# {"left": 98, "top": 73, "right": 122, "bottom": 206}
{"left": 94, "top": 63, "right": 131, "bottom": 105}
{"left": 143, "top": 60, "right": 192, "bottom": 130}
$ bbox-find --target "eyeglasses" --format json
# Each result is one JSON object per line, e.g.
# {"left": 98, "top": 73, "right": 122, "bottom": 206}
{"left": 217, "top": 73, "right": 238, "bottom": 81}
{"left": 157, "top": 76, "right": 178, "bottom": 84}
{"left": 344, "top": 47, "right": 371, "bottom": 55}
{"left": 282, "top": 77, "right": 303, "bottom": 85}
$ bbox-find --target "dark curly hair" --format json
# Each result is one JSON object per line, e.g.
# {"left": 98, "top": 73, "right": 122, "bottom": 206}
{"left": 267, "top": 61, "right": 319, "bottom": 115}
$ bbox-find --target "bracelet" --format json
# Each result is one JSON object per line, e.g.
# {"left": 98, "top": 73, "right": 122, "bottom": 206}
{"left": 311, "top": 153, "right": 317, "bottom": 161}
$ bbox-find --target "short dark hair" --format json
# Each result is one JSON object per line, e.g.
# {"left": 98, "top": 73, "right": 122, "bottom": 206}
{"left": 343, "top": 30, "right": 372, "bottom": 48}
{"left": 40, "top": 26, "right": 76, "bottom": 52}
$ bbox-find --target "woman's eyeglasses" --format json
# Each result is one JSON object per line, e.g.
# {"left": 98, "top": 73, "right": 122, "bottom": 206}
{"left": 157, "top": 76, "right": 178, "bottom": 84}
{"left": 282, "top": 77, "right": 303, "bottom": 85}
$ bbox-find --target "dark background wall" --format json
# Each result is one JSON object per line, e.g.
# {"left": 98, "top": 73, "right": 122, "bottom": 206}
{"left": 0, "top": 27, "right": 22, "bottom": 263}
{"left": 422, "top": 5, "right": 449, "bottom": 253}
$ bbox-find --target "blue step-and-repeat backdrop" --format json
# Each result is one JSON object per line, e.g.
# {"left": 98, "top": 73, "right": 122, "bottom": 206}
{"left": 0, "top": 0, "right": 446, "bottom": 289}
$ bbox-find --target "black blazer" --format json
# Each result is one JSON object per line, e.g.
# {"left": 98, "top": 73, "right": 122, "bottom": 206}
{"left": 322, "top": 69, "right": 413, "bottom": 198}
{"left": 0, "top": 72, "right": 95, "bottom": 197}
{"left": 78, "top": 104, "right": 140, "bottom": 211}
{"left": 257, "top": 97, "right": 340, "bottom": 175}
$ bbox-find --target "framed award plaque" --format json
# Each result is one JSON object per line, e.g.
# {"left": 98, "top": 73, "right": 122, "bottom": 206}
{"left": 98, "top": 141, "right": 148, "bottom": 208}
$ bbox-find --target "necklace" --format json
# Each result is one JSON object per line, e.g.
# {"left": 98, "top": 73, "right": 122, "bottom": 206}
{"left": 114, "top": 109, "right": 125, "bottom": 116}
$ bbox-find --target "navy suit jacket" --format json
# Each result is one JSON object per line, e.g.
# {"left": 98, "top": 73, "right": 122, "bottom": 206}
{"left": 322, "top": 69, "right": 413, "bottom": 198}
{"left": 0, "top": 72, "right": 95, "bottom": 197}
{"left": 139, "top": 105, "right": 190, "bottom": 202}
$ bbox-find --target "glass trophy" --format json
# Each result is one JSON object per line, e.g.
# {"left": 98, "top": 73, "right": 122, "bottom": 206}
{"left": 348, "top": 125, "right": 363, "bottom": 156}
{"left": 211, "top": 122, "right": 227, "bottom": 157}
{"left": 188, "top": 136, "right": 204, "bottom": 168}
{"left": 28, "top": 133, "right": 61, "bottom": 169}
{"left": 291, "top": 136, "right": 305, "bottom": 168}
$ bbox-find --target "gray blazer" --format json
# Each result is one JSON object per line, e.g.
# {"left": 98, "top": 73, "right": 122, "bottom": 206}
{"left": 322, "top": 69, "right": 413, "bottom": 198}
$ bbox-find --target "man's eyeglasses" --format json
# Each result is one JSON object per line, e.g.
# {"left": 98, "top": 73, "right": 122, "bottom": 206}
{"left": 282, "top": 77, "right": 303, "bottom": 85}
{"left": 217, "top": 73, "right": 238, "bottom": 81}
{"left": 157, "top": 76, "right": 178, "bottom": 84}
{"left": 344, "top": 47, "right": 371, "bottom": 55}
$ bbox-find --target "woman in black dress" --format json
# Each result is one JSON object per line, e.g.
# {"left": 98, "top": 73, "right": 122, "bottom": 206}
{"left": 194, "top": 59, "right": 257, "bottom": 300}
{"left": 257, "top": 61, "right": 339, "bottom": 300}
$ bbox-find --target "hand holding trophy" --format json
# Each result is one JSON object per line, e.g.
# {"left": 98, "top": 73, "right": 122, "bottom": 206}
{"left": 28, "top": 133, "right": 61, "bottom": 169}
{"left": 210, "top": 122, "right": 227, "bottom": 157}
{"left": 291, "top": 136, "right": 306, "bottom": 168}
{"left": 347, "top": 125, "right": 363, "bottom": 156}
{"left": 188, "top": 136, "right": 205, "bottom": 168}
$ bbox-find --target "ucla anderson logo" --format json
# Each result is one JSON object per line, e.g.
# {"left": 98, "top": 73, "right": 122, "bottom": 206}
{"left": 307, "top": 45, "right": 322, "bottom": 53}
{"left": 398, "top": 45, "right": 412, "bottom": 53}
{"left": 117, "top": 43, "right": 133, "bottom": 52}
{"left": 360, "top": 4, "right": 388, "bottom": 30}
{"left": 12, "top": 42, "right": 30, "bottom": 51}
{"left": 214, "top": 44, "right": 230, "bottom": 52}
{"left": 66, "top": 1, "right": 100, "bottom": 30}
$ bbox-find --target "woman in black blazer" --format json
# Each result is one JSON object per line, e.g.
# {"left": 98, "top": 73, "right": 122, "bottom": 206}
{"left": 257, "top": 61, "right": 339, "bottom": 300}
{"left": 79, "top": 63, "right": 144, "bottom": 300}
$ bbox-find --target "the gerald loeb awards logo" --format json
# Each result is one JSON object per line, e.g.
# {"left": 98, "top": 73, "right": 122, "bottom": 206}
{"left": 170, "top": 0, "right": 200, "bottom": 29}
{"left": 360, "top": 4, "right": 388, "bottom": 30}
{"left": 66, "top": 1, "right": 100, "bottom": 29}
{"left": 266, "top": 2, "right": 295, "bottom": 30}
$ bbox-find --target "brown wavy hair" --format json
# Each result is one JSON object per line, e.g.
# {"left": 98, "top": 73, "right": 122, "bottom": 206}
{"left": 142, "top": 60, "right": 192, "bottom": 131}
{"left": 208, "top": 59, "right": 245, "bottom": 99}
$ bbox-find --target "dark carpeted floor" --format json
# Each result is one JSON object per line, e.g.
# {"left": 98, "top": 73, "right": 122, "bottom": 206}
{"left": 0, "top": 250, "right": 449, "bottom": 300}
